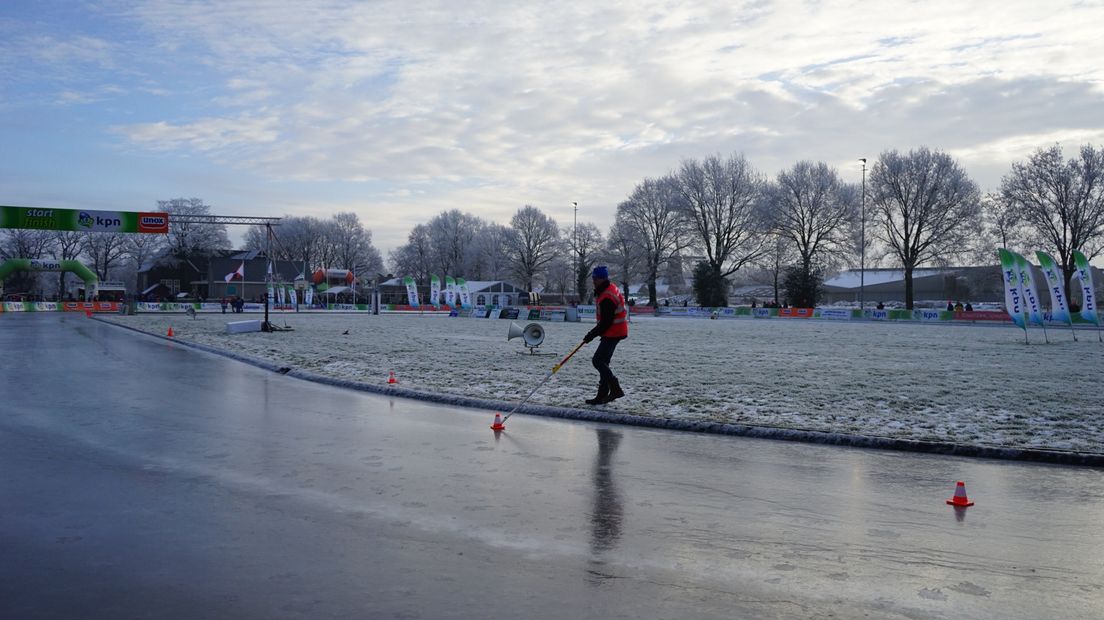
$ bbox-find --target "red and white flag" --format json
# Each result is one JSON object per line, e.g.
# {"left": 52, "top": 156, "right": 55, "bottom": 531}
{"left": 224, "top": 260, "right": 245, "bottom": 283}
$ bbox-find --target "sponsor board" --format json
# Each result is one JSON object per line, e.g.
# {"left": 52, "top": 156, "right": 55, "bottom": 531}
{"left": 0, "top": 206, "right": 169, "bottom": 234}
{"left": 778, "top": 307, "right": 814, "bottom": 318}
{"left": 954, "top": 310, "right": 1012, "bottom": 322}
{"left": 915, "top": 310, "right": 949, "bottom": 322}
{"left": 629, "top": 305, "right": 655, "bottom": 314}
{"left": 816, "top": 308, "right": 852, "bottom": 320}
{"left": 752, "top": 308, "right": 773, "bottom": 318}
{"left": 865, "top": 309, "right": 889, "bottom": 321}
{"left": 62, "top": 302, "right": 121, "bottom": 312}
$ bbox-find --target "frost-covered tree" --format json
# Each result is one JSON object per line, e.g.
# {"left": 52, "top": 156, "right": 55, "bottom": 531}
{"left": 565, "top": 222, "right": 605, "bottom": 303}
{"left": 617, "top": 175, "right": 691, "bottom": 306}
{"left": 475, "top": 222, "right": 511, "bottom": 281}
{"left": 389, "top": 224, "right": 433, "bottom": 285}
{"left": 160, "top": 198, "right": 230, "bottom": 257}
{"left": 427, "top": 209, "right": 481, "bottom": 278}
{"left": 673, "top": 153, "right": 769, "bottom": 306}
{"left": 52, "top": 231, "right": 85, "bottom": 295}
{"left": 82, "top": 232, "right": 128, "bottom": 281}
{"left": 768, "top": 161, "right": 858, "bottom": 273}
{"left": 605, "top": 217, "right": 642, "bottom": 297}
{"left": 1000, "top": 144, "right": 1104, "bottom": 297}
{"left": 869, "top": 148, "right": 981, "bottom": 309}
{"left": 505, "top": 205, "right": 560, "bottom": 291}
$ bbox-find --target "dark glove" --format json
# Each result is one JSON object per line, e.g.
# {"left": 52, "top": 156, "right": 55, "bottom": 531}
{"left": 583, "top": 329, "right": 596, "bottom": 343}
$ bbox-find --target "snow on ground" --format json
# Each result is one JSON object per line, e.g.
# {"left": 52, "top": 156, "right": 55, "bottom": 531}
{"left": 103, "top": 313, "right": 1104, "bottom": 453}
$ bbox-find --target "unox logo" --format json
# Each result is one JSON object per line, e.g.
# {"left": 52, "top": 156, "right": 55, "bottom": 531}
{"left": 78, "top": 211, "right": 94, "bottom": 228}
{"left": 137, "top": 212, "right": 169, "bottom": 233}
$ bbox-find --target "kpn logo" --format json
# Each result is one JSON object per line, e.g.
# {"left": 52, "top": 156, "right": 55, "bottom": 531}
{"left": 78, "top": 211, "right": 94, "bottom": 229}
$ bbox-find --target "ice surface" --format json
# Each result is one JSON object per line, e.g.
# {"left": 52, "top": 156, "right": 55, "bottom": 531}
{"left": 102, "top": 313, "right": 1104, "bottom": 453}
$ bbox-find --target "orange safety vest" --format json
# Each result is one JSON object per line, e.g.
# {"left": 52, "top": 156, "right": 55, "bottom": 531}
{"left": 595, "top": 282, "right": 629, "bottom": 338}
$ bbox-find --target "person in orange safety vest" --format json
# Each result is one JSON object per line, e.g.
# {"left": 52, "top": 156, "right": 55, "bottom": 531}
{"left": 583, "top": 265, "right": 628, "bottom": 405}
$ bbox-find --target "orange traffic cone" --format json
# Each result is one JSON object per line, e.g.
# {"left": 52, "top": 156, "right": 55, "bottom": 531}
{"left": 167, "top": 326, "right": 174, "bottom": 338}
{"left": 387, "top": 370, "right": 397, "bottom": 384}
{"left": 946, "top": 481, "right": 974, "bottom": 507}
{"left": 490, "top": 413, "right": 506, "bottom": 431}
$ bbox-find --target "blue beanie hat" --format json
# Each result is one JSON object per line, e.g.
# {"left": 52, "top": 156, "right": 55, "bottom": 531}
{"left": 591, "top": 265, "right": 609, "bottom": 279}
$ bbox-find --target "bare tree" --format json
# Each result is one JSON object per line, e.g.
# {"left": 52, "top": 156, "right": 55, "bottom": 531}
{"left": 82, "top": 232, "right": 128, "bottom": 281}
{"left": 605, "top": 217, "right": 641, "bottom": 296}
{"left": 673, "top": 153, "right": 769, "bottom": 306}
{"left": 869, "top": 147, "right": 981, "bottom": 309}
{"left": 475, "top": 222, "right": 511, "bottom": 280}
{"left": 754, "top": 233, "right": 799, "bottom": 306}
{"left": 505, "top": 205, "right": 560, "bottom": 291}
{"left": 1000, "top": 144, "right": 1104, "bottom": 297}
{"left": 544, "top": 254, "right": 574, "bottom": 303}
{"left": 161, "top": 198, "right": 230, "bottom": 257}
{"left": 768, "top": 161, "right": 858, "bottom": 273}
{"left": 329, "top": 212, "right": 383, "bottom": 277}
{"left": 389, "top": 224, "right": 433, "bottom": 285}
{"left": 618, "top": 175, "right": 692, "bottom": 306}
{"left": 565, "top": 222, "right": 605, "bottom": 303}
{"left": 52, "top": 231, "right": 85, "bottom": 296}
{"left": 428, "top": 210, "right": 482, "bottom": 277}
{"left": 122, "top": 233, "right": 166, "bottom": 292}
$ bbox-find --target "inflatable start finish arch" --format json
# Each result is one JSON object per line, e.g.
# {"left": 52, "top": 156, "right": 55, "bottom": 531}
{"left": 0, "top": 258, "right": 98, "bottom": 300}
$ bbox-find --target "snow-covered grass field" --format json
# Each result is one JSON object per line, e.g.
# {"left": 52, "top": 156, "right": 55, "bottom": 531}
{"left": 103, "top": 313, "right": 1104, "bottom": 453}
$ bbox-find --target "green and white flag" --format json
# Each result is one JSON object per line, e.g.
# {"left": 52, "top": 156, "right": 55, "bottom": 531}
{"left": 1072, "top": 250, "right": 1098, "bottom": 325}
{"left": 456, "top": 277, "right": 471, "bottom": 307}
{"left": 1035, "top": 251, "right": 1072, "bottom": 325}
{"left": 444, "top": 276, "right": 457, "bottom": 306}
{"left": 998, "top": 249, "right": 1027, "bottom": 329}
{"left": 1012, "top": 251, "right": 1045, "bottom": 327}
{"left": 429, "top": 275, "right": 441, "bottom": 307}
{"left": 403, "top": 276, "right": 420, "bottom": 307}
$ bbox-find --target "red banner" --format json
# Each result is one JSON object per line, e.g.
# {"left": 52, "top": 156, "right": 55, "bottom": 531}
{"left": 137, "top": 212, "right": 170, "bottom": 234}
{"left": 954, "top": 310, "right": 1011, "bottom": 322}
{"left": 778, "top": 307, "right": 814, "bottom": 318}
{"left": 629, "top": 306, "right": 655, "bottom": 314}
{"left": 63, "top": 302, "right": 121, "bottom": 312}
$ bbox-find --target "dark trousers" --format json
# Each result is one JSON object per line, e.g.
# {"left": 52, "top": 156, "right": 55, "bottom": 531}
{"left": 592, "top": 337, "right": 621, "bottom": 386}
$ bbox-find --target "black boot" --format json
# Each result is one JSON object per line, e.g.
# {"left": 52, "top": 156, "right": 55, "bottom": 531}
{"left": 585, "top": 383, "right": 610, "bottom": 405}
{"left": 607, "top": 378, "right": 624, "bottom": 402}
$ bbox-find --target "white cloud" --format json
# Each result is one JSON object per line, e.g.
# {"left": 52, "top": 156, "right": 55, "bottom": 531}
{"left": 8, "top": 0, "right": 1104, "bottom": 255}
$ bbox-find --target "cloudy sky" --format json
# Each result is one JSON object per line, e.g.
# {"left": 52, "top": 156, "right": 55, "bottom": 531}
{"left": 3, "top": 0, "right": 1104, "bottom": 257}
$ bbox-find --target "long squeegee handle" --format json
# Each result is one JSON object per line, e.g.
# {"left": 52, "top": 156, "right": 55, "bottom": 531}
{"left": 552, "top": 339, "right": 587, "bottom": 373}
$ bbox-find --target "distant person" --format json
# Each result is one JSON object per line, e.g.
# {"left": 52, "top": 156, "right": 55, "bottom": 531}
{"left": 946, "top": 301, "right": 954, "bottom": 311}
{"left": 750, "top": 299, "right": 757, "bottom": 308}
{"left": 876, "top": 302, "right": 885, "bottom": 310}
{"left": 954, "top": 301, "right": 964, "bottom": 312}
{"left": 220, "top": 298, "right": 228, "bottom": 314}
{"left": 582, "top": 266, "right": 627, "bottom": 406}
{"left": 965, "top": 302, "right": 973, "bottom": 312}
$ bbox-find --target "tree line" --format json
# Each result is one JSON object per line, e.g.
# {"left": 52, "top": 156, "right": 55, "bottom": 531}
{"left": 0, "top": 198, "right": 385, "bottom": 298}
{"left": 388, "top": 143, "right": 1104, "bottom": 309}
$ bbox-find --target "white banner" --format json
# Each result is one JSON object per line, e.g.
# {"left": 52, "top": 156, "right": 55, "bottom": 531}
{"left": 817, "top": 308, "right": 852, "bottom": 320}
{"left": 445, "top": 276, "right": 456, "bottom": 306}
{"left": 430, "top": 275, "right": 441, "bottom": 307}
{"left": 403, "top": 276, "right": 420, "bottom": 307}
{"left": 457, "top": 278, "right": 471, "bottom": 307}
{"left": 305, "top": 287, "right": 314, "bottom": 307}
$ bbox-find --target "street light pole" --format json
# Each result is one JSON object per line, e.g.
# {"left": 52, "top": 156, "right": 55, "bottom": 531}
{"left": 859, "top": 158, "right": 867, "bottom": 310}
{"left": 573, "top": 201, "right": 578, "bottom": 303}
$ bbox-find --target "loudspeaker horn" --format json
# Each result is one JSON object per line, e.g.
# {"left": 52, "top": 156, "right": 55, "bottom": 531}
{"left": 507, "top": 321, "right": 545, "bottom": 348}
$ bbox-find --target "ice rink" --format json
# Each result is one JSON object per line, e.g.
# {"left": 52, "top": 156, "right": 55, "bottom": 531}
{"left": 103, "top": 312, "right": 1104, "bottom": 453}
